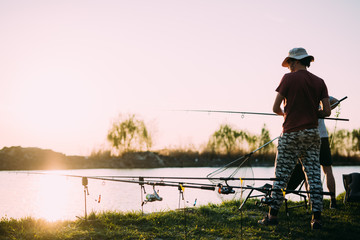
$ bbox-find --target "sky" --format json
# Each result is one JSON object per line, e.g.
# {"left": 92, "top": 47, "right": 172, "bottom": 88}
{"left": 0, "top": 0, "right": 359, "bottom": 156}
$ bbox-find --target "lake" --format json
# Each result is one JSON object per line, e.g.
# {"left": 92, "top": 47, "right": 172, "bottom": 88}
{"left": 1, "top": 166, "right": 359, "bottom": 221}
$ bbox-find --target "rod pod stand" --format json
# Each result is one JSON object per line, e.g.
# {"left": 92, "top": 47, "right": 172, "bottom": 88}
{"left": 178, "top": 184, "right": 185, "bottom": 209}
{"left": 82, "top": 177, "right": 89, "bottom": 221}
{"left": 139, "top": 177, "right": 146, "bottom": 213}
{"left": 177, "top": 184, "right": 188, "bottom": 239}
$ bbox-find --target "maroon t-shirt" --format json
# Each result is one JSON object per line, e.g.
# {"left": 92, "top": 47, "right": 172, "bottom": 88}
{"left": 276, "top": 70, "right": 329, "bottom": 133}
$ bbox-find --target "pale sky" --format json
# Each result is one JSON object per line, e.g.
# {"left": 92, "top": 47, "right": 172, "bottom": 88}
{"left": 0, "top": 0, "right": 359, "bottom": 156}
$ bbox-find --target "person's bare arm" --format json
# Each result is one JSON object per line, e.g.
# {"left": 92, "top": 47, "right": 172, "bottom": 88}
{"left": 318, "top": 97, "right": 331, "bottom": 118}
{"left": 273, "top": 93, "right": 285, "bottom": 116}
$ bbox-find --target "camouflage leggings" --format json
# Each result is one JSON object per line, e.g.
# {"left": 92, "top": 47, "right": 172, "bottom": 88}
{"left": 270, "top": 128, "right": 323, "bottom": 212}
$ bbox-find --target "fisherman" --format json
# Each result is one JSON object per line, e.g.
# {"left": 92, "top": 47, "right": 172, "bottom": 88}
{"left": 319, "top": 96, "right": 339, "bottom": 209}
{"left": 258, "top": 47, "right": 331, "bottom": 230}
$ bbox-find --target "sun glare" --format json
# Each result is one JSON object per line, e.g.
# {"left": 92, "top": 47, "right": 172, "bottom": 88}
{"left": 35, "top": 175, "right": 75, "bottom": 222}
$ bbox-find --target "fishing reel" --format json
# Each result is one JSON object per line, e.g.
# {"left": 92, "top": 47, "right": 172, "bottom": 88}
{"left": 142, "top": 186, "right": 163, "bottom": 205}
{"left": 217, "top": 182, "right": 235, "bottom": 195}
{"left": 259, "top": 196, "right": 274, "bottom": 205}
{"left": 254, "top": 183, "right": 274, "bottom": 206}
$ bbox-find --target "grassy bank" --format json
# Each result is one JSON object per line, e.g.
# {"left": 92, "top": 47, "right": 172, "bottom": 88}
{"left": 0, "top": 193, "right": 359, "bottom": 240}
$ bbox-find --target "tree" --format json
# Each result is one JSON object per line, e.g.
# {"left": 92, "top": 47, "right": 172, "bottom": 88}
{"left": 257, "top": 124, "right": 275, "bottom": 153}
{"left": 107, "top": 114, "right": 152, "bottom": 155}
{"left": 206, "top": 124, "right": 278, "bottom": 156}
{"left": 351, "top": 128, "right": 360, "bottom": 154}
{"left": 330, "top": 129, "right": 352, "bottom": 156}
{"left": 207, "top": 124, "right": 247, "bottom": 155}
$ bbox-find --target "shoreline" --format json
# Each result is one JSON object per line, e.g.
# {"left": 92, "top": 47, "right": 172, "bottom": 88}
{"left": 1, "top": 146, "right": 359, "bottom": 171}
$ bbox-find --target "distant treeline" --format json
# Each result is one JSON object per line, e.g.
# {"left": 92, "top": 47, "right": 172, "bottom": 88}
{"left": 0, "top": 145, "right": 359, "bottom": 171}
{"left": 105, "top": 114, "right": 360, "bottom": 157}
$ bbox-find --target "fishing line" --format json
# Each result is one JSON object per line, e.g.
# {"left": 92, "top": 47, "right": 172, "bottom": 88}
{"left": 329, "top": 104, "right": 341, "bottom": 148}
{"left": 207, "top": 136, "right": 279, "bottom": 180}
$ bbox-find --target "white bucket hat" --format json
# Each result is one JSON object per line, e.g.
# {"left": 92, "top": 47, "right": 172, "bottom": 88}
{"left": 282, "top": 47, "right": 314, "bottom": 67}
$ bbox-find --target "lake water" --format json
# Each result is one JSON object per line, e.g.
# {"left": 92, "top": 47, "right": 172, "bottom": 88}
{"left": 1, "top": 166, "right": 359, "bottom": 221}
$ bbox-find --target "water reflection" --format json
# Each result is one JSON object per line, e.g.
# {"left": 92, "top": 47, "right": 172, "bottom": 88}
{"left": 1, "top": 166, "right": 359, "bottom": 221}
{"left": 34, "top": 175, "right": 72, "bottom": 221}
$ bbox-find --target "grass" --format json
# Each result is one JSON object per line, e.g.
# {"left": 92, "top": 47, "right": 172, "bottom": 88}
{"left": 0, "top": 193, "right": 359, "bottom": 240}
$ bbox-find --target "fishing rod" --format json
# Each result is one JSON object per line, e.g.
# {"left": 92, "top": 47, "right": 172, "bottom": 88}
{"left": 19, "top": 171, "right": 327, "bottom": 195}
{"left": 183, "top": 110, "right": 276, "bottom": 116}
{"left": 17, "top": 171, "right": 283, "bottom": 213}
{"left": 110, "top": 177, "right": 280, "bottom": 191}
{"left": 181, "top": 109, "right": 349, "bottom": 121}
{"left": 18, "top": 171, "right": 279, "bottom": 189}
{"left": 331, "top": 96, "right": 347, "bottom": 108}
{"left": 179, "top": 96, "right": 349, "bottom": 121}
{"left": 91, "top": 175, "right": 280, "bottom": 181}
{"left": 18, "top": 171, "right": 279, "bottom": 181}
{"left": 17, "top": 172, "right": 217, "bottom": 191}
{"left": 140, "top": 178, "right": 334, "bottom": 197}
{"left": 83, "top": 174, "right": 332, "bottom": 196}
{"left": 16, "top": 170, "right": 334, "bottom": 219}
